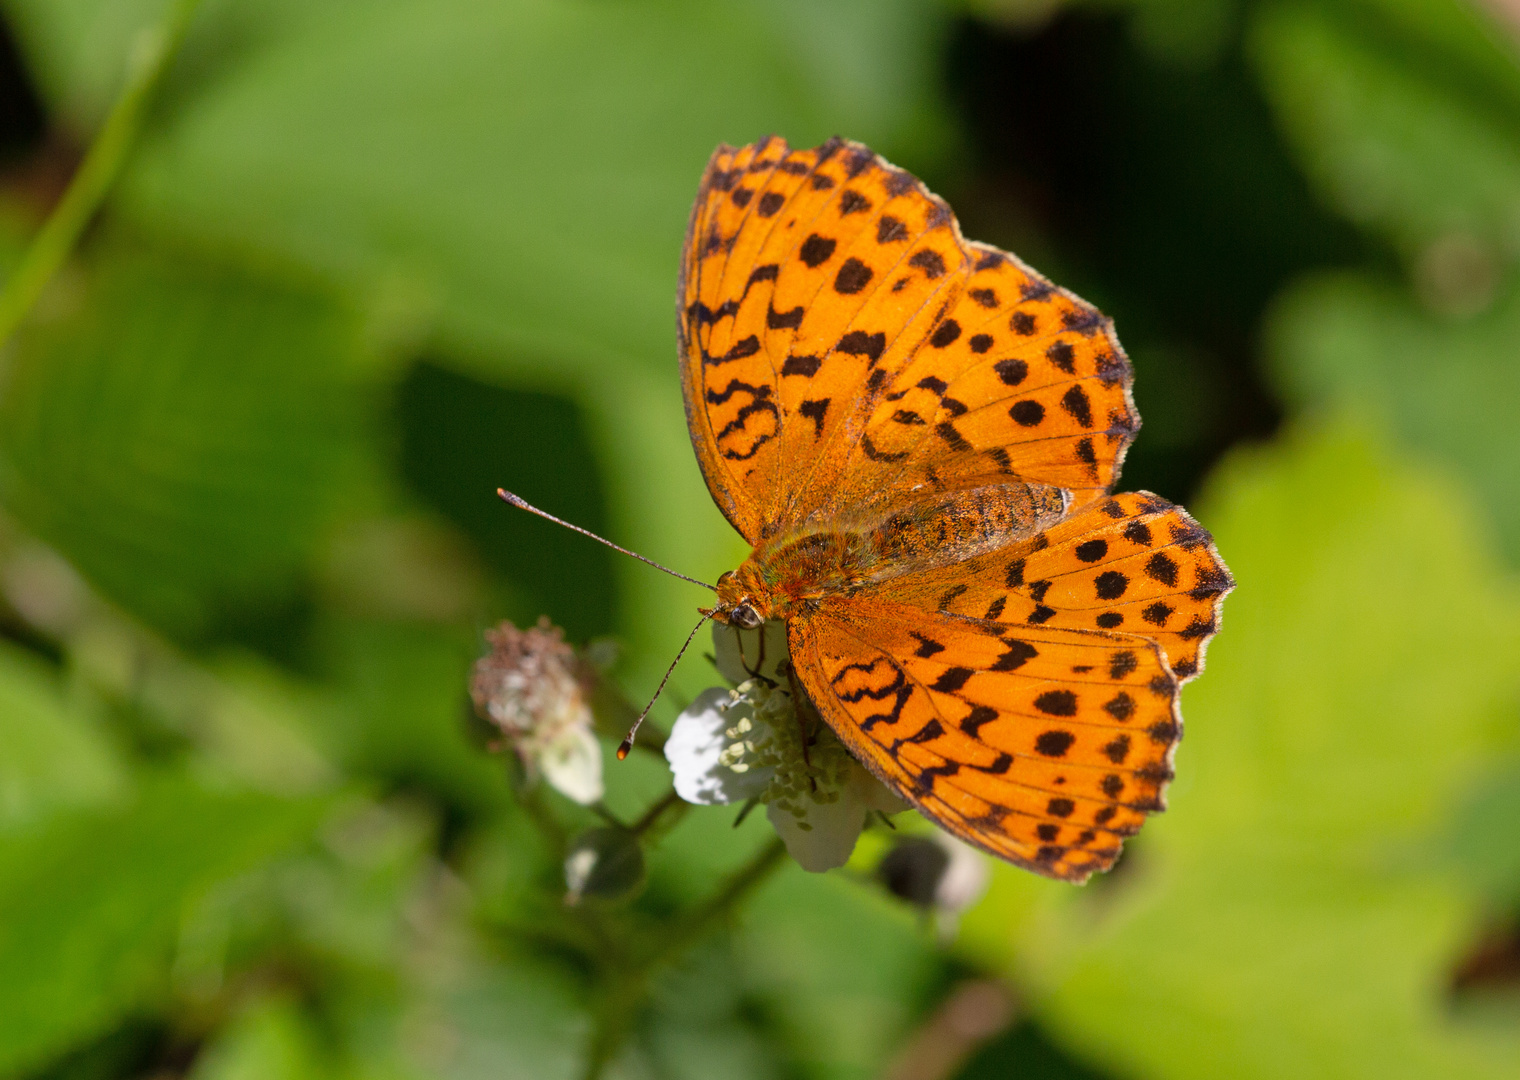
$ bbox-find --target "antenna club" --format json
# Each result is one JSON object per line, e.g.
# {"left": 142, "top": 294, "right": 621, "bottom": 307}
{"left": 616, "top": 741, "right": 632, "bottom": 760}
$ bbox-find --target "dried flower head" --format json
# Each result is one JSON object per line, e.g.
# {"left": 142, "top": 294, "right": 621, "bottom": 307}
{"left": 470, "top": 617, "right": 603, "bottom": 804}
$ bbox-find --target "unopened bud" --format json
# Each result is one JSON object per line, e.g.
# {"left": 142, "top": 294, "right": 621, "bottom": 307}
{"left": 563, "top": 827, "right": 645, "bottom": 904}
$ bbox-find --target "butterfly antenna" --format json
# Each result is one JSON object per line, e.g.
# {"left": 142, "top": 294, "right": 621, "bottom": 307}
{"left": 497, "top": 489, "right": 717, "bottom": 592}
{"left": 618, "top": 610, "right": 712, "bottom": 760}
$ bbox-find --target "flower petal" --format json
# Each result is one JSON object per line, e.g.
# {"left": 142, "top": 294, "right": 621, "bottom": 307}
{"left": 767, "top": 797, "right": 870, "bottom": 872}
{"left": 666, "top": 687, "right": 772, "bottom": 805}
{"left": 538, "top": 724, "right": 604, "bottom": 805}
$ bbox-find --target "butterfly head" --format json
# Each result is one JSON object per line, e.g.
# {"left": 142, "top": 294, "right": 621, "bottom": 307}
{"left": 711, "top": 565, "right": 769, "bottom": 629}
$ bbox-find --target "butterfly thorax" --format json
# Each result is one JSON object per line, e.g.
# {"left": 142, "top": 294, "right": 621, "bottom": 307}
{"left": 715, "top": 482, "right": 1068, "bottom": 623}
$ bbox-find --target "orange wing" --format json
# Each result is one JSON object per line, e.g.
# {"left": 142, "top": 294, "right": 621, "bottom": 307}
{"left": 680, "top": 137, "right": 1136, "bottom": 543}
{"left": 790, "top": 611, "right": 1177, "bottom": 882}
{"left": 883, "top": 492, "right": 1234, "bottom": 682}
{"left": 789, "top": 493, "right": 1232, "bottom": 882}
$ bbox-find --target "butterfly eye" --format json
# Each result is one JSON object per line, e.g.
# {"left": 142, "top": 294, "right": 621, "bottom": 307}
{"left": 730, "top": 603, "right": 762, "bottom": 629}
{"left": 717, "top": 570, "right": 736, "bottom": 586}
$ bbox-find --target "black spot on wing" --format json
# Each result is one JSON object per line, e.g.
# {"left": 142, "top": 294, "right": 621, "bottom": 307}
{"left": 1010, "top": 400, "right": 1044, "bottom": 427}
{"left": 910, "top": 249, "right": 947, "bottom": 278}
{"left": 1109, "top": 651, "right": 1138, "bottom": 679}
{"left": 929, "top": 320, "right": 961, "bottom": 348}
{"left": 994, "top": 359, "right": 1027, "bottom": 386}
{"left": 799, "top": 398, "right": 829, "bottom": 437}
{"left": 1075, "top": 539, "right": 1107, "bottom": 562}
{"left": 1034, "top": 691, "right": 1077, "bottom": 717}
{"left": 1062, "top": 385, "right": 1094, "bottom": 427}
{"left": 1047, "top": 341, "right": 1076, "bottom": 374}
{"left": 834, "top": 258, "right": 873, "bottom": 294}
{"left": 1146, "top": 553, "right": 1179, "bottom": 586}
{"left": 837, "top": 330, "right": 886, "bottom": 362}
{"left": 877, "top": 216, "right": 908, "bottom": 243}
{"left": 800, "top": 234, "right": 836, "bottom": 267}
{"left": 1095, "top": 571, "right": 1128, "bottom": 599}
{"left": 839, "top": 189, "right": 871, "bottom": 215}
{"left": 1035, "top": 729, "right": 1075, "bottom": 755}
{"left": 768, "top": 305, "right": 804, "bottom": 329}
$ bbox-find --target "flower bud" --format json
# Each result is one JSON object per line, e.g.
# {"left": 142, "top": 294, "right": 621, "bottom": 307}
{"left": 563, "top": 827, "right": 645, "bottom": 904}
{"left": 470, "top": 618, "right": 603, "bottom": 804}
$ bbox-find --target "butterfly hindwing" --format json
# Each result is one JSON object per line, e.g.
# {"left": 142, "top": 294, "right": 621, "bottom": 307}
{"left": 789, "top": 604, "right": 1181, "bottom": 882}
{"left": 880, "top": 492, "right": 1233, "bottom": 682}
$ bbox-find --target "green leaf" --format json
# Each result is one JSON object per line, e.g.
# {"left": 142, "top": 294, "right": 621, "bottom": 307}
{"left": 187, "top": 996, "right": 330, "bottom": 1080}
{"left": 0, "top": 775, "right": 328, "bottom": 1075}
{"left": 8, "top": 0, "right": 952, "bottom": 385}
{"left": 316, "top": 618, "right": 509, "bottom": 820}
{"left": 1014, "top": 424, "right": 1520, "bottom": 1080}
{"left": 0, "top": 640, "right": 126, "bottom": 829}
{"left": 739, "top": 865, "right": 936, "bottom": 1080}
{"left": 0, "top": 241, "right": 368, "bottom": 639}
{"left": 1250, "top": 0, "right": 1520, "bottom": 262}
{"left": 1267, "top": 271, "right": 1520, "bottom": 562}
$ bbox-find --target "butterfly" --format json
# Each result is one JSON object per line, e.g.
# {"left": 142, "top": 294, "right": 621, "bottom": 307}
{"left": 679, "top": 135, "right": 1232, "bottom": 883}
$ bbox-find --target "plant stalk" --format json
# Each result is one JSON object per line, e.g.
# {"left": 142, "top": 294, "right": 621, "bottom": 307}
{"left": 0, "top": 0, "right": 203, "bottom": 346}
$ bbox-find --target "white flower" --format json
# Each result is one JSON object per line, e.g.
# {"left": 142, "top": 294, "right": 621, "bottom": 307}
{"left": 470, "top": 618, "right": 603, "bottom": 804}
{"left": 767, "top": 761, "right": 909, "bottom": 872}
{"left": 664, "top": 622, "right": 908, "bottom": 872}
{"left": 663, "top": 686, "right": 774, "bottom": 805}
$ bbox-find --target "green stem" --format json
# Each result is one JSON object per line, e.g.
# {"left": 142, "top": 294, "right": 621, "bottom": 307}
{"left": 629, "top": 787, "right": 685, "bottom": 836}
{"left": 643, "top": 836, "right": 786, "bottom": 968}
{"left": 0, "top": 0, "right": 203, "bottom": 345}
{"left": 578, "top": 837, "right": 788, "bottom": 1080}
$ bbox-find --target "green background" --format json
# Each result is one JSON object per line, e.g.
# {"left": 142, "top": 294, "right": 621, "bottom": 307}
{"left": 0, "top": 0, "right": 1516, "bottom": 1077}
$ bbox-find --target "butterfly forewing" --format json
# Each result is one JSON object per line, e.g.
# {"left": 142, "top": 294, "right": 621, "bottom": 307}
{"left": 682, "top": 138, "right": 1140, "bottom": 542}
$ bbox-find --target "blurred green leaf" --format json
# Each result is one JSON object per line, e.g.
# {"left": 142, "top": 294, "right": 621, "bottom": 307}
{"left": 416, "top": 949, "right": 590, "bottom": 1080}
{"left": 740, "top": 865, "right": 936, "bottom": 1080}
{"left": 317, "top": 618, "right": 508, "bottom": 820}
{"left": 0, "top": 241, "right": 368, "bottom": 639}
{"left": 1014, "top": 424, "right": 1520, "bottom": 1080}
{"left": 0, "top": 640, "right": 125, "bottom": 828}
{"left": 62, "top": 0, "right": 952, "bottom": 383}
{"left": 0, "top": 775, "right": 328, "bottom": 1076}
{"left": 0, "top": 0, "right": 174, "bottom": 130}
{"left": 1449, "top": 762, "right": 1520, "bottom": 910}
{"left": 188, "top": 995, "right": 330, "bottom": 1080}
{"left": 1251, "top": 0, "right": 1520, "bottom": 266}
{"left": 1267, "top": 270, "right": 1520, "bottom": 562}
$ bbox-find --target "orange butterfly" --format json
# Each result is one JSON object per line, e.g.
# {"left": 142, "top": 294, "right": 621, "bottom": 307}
{"left": 680, "top": 136, "right": 1232, "bottom": 882}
